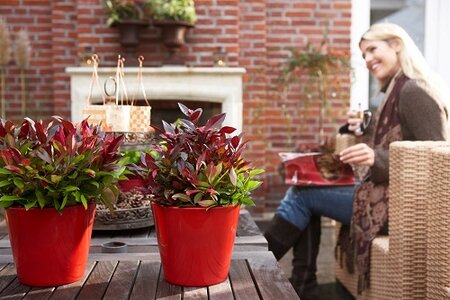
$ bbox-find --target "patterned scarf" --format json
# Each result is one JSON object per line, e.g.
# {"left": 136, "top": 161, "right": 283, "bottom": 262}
{"left": 351, "top": 73, "right": 409, "bottom": 294}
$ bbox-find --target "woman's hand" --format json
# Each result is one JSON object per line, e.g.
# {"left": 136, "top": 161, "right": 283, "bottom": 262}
{"left": 347, "top": 110, "right": 364, "bottom": 136}
{"left": 339, "top": 143, "right": 375, "bottom": 167}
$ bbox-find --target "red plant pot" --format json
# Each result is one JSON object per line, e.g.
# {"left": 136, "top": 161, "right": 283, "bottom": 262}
{"left": 5, "top": 202, "right": 96, "bottom": 286}
{"left": 118, "top": 177, "right": 145, "bottom": 193}
{"left": 151, "top": 202, "right": 240, "bottom": 286}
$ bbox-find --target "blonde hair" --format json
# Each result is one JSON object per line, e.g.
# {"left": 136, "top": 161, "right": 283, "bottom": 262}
{"left": 360, "top": 23, "right": 448, "bottom": 104}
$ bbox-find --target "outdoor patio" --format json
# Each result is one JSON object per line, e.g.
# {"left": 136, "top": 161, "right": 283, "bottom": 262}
{"left": 0, "top": 1, "right": 450, "bottom": 299}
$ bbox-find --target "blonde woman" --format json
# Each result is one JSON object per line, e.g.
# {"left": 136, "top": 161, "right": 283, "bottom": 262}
{"left": 264, "top": 23, "right": 449, "bottom": 299}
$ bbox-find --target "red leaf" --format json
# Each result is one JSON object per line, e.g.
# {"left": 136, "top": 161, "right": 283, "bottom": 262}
{"left": 54, "top": 127, "right": 66, "bottom": 145}
{"left": 231, "top": 136, "right": 240, "bottom": 148}
{"left": 204, "top": 113, "right": 226, "bottom": 132}
{"left": 0, "top": 122, "right": 5, "bottom": 138}
{"left": 178, "top": 103, "right": 190, "bottom": 116}
{"left": 4, "top": 165, "right": 21, "bottom": 174}
{"left": 105, "top": 134, "right": 124, "bottom": 154}
{"left": 35, "top": 121, "right": 47, "bottom": 144}
{"left": 219, "top": 126, "right": 236, "bottom": 134}
{"left": 185, "top": 189, "right": 201, "bottom": 196}
{"left": 9, "top": 148, "right": 22, "bottom": 164}
{"left": 53, "top": 115, "right": 75, "bottom": 133}
{"left": 20, "top": 158, "right": 31, "bottom": 166}
{"left": 18, "top": 122, "right": 30, "bottom": 140}
{"left": 190, "top": 109, "right": 202, "bottom": 123}
{"left": 0, "top": 150, "right": 13, "bottom": 165}
{"left": 196, "top": 151, "right": 206, "bottom": 171}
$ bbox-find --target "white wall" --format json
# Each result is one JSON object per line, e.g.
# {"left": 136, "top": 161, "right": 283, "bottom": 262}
{"left": 350, "top": 0, "right": 371, "bottom": 110}
{"left": 425, "top": 0, "right": 450, "bottom": 89}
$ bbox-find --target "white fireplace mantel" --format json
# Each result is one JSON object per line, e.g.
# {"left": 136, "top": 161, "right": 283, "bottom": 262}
{"left": 65, "top": 67, "right": 246, "bottom": 132}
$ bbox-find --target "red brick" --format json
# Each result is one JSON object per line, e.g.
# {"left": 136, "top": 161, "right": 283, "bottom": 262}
{"left": 4, "top": 0, "right": 353, "bottom": 214}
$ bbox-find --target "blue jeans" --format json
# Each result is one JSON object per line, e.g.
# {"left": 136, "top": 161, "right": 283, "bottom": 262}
{"left": 276, "top": 185, "right": 356, "bottom": 230}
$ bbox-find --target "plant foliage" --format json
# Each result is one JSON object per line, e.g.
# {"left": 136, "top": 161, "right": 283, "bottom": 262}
{"left": 104, "top": 0, "right": 147, "bottom": 26}
{"left": 145, "top": 0, "right": 197, "bottom": 24}
{"left": 0, "top": 116, "right": 127, "bottom": 211}
{"left": 141, "top": 103, "right": 264, "bottom": 208}
{"left": 278, "top": 31, "right": 351, "bottom": 144}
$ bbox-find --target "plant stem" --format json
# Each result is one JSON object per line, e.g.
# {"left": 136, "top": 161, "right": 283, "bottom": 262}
{"left": 318, "top": 70, "right": 325, "bottom": 144}
{"left": 20, "top": 69, "right": 25, "bottom": 118}
{"left": 0, "top": 67, "right": 5, "bottom": 119}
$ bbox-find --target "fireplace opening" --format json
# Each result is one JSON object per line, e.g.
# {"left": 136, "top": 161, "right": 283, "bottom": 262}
{"left": 133, "top": 100, "right": 222, "bottom": 127}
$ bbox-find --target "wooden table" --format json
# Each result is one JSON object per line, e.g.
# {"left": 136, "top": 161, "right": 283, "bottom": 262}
{"left": 0, "top": 209, "right": 300, "bottom": 299}
{"left": 0, "top": 251, "right": 299, "bottom": 299}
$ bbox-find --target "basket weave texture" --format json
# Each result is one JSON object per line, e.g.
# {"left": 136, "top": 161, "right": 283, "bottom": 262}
{"left": 428, "top": 147, "right": 450, "bottom": 300}
{"left": 335, "top": 141, "right": 450, "bottom": 300}
{"left": 390, "top": 141, "right": 449, "bottom": 300}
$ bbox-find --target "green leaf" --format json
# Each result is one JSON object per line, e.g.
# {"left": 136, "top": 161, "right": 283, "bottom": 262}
{"left": 50, "top": 175, "right": 62, "bottom": 184}
{"left": 249, "top": 169, "right": 265, "bottom": 176}
{"left": 193, "top": 192, "right": 203, "bottom": 204}
{"left": 80, "top": 194, "right": 87, "bottom": 208}
{"left": 198, "top": 199, "right": 216, "bottom": 208}
{"left": 61, "top": 194, "right": 68, "bottom": 210}
{"left": 112, "top": 166, "right": 126, "bottom": 178}
{"left": 0, "top": 195, "right": 22, "bottom": 202}
{"left": 89, "top": 181, "right": 100, "bottom": 188}
{"left": 13, "top": 178, "right": 24, "bottom": 189}
{"left": 64, "top": 186, "right": 79, "bottom": 192}
{"left": 172, "top": 193, "right": 191, "bottom": 203}
{"left": 68, "top": 171, "right": 78, "bottom": 179}
{"left": 102, "top": 175, "right": 114, "bottom": 186}
{"left": 240, "top": 197, "right": 255, "bottom": 206}
{"left": 246, "top": 180, "right": 262, "bottom": 191}
{"left": 229, "top": 167, "right": 237, "bottom": 186}
{"left": 100, "top": 188, "right": 116, "bottom": 212}
{"left": 0, "top": 169, "right": 12, "bottom": 175}
{"left": 0, "top": 180, "right": 11, "bottom": 187}
{"left": 53, "top": 199, "right": 60, "bottom": 211}
{"left": 36, "top": 190, "right": 46, "bottom": 208}
{"left": 75, "top": 191, "right": 81, "bottom": 202}
{"left": 24, "top": 200, "right": 37, "bottom": 210}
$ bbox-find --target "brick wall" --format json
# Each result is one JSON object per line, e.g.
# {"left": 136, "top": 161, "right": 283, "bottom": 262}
{"left": 0, "top": 0, "right": 352, "bottom": 216}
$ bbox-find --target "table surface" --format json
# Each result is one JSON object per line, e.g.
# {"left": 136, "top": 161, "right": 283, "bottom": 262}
{"left": 0, "top": 209, "right": 300, "bottom": 300}
{"left": 0, "top": 251, "right": 299, "bottom": 300}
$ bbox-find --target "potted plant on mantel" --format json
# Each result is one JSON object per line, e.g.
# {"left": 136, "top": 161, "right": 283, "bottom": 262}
{"left": 0, "top": 117, "right": 126, "bottom": 286}
{"left": 145, "top": 0, "right": 197, "bottom": 65}
{"left": 141, "top": 103, "right": 264, "bottom": 286}
{"left": 104, "top": 0, "right": 149, "bottom": 56}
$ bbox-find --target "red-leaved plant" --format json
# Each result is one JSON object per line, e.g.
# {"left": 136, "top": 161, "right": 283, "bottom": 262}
{"left": 0, "top": 116, "right": 127, "bottom": 211}
{"left": 141, "top": 103, "right": 264, "bottom": 208}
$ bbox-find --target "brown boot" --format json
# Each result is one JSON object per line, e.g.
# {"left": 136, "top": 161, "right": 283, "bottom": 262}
{"left": 263, "top": 214, "right": 303, "bottom": 260}
{"left": 290, "top": 215, "right": 322, "bottom": 300}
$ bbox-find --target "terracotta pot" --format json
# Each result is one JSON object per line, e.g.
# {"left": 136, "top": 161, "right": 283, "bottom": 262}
{"left": 151, "top": 202, "right": 240, "bottom": 286}
{"left": 113, "top": 19, "right": 149, "bottom": 63}
{"left": 6, "top": 202, "right": 96, "bottom": 286}
{"left": 153, "top": 20, "right": 194, "bottom": 65}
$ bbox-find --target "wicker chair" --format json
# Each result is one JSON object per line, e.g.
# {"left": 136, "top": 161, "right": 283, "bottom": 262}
{"left": 335, "top": 141, "right": 450, "bottom": 300}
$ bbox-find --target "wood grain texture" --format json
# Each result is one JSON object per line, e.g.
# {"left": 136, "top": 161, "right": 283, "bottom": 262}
{"left": 103, "top": 260, "right": 139, "bottom": 300}
{"left": 208, "top": 277, "right": 234, "bottom": 300}
{"left": 129, "top": 261, "right": 159, "bottom": 300}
